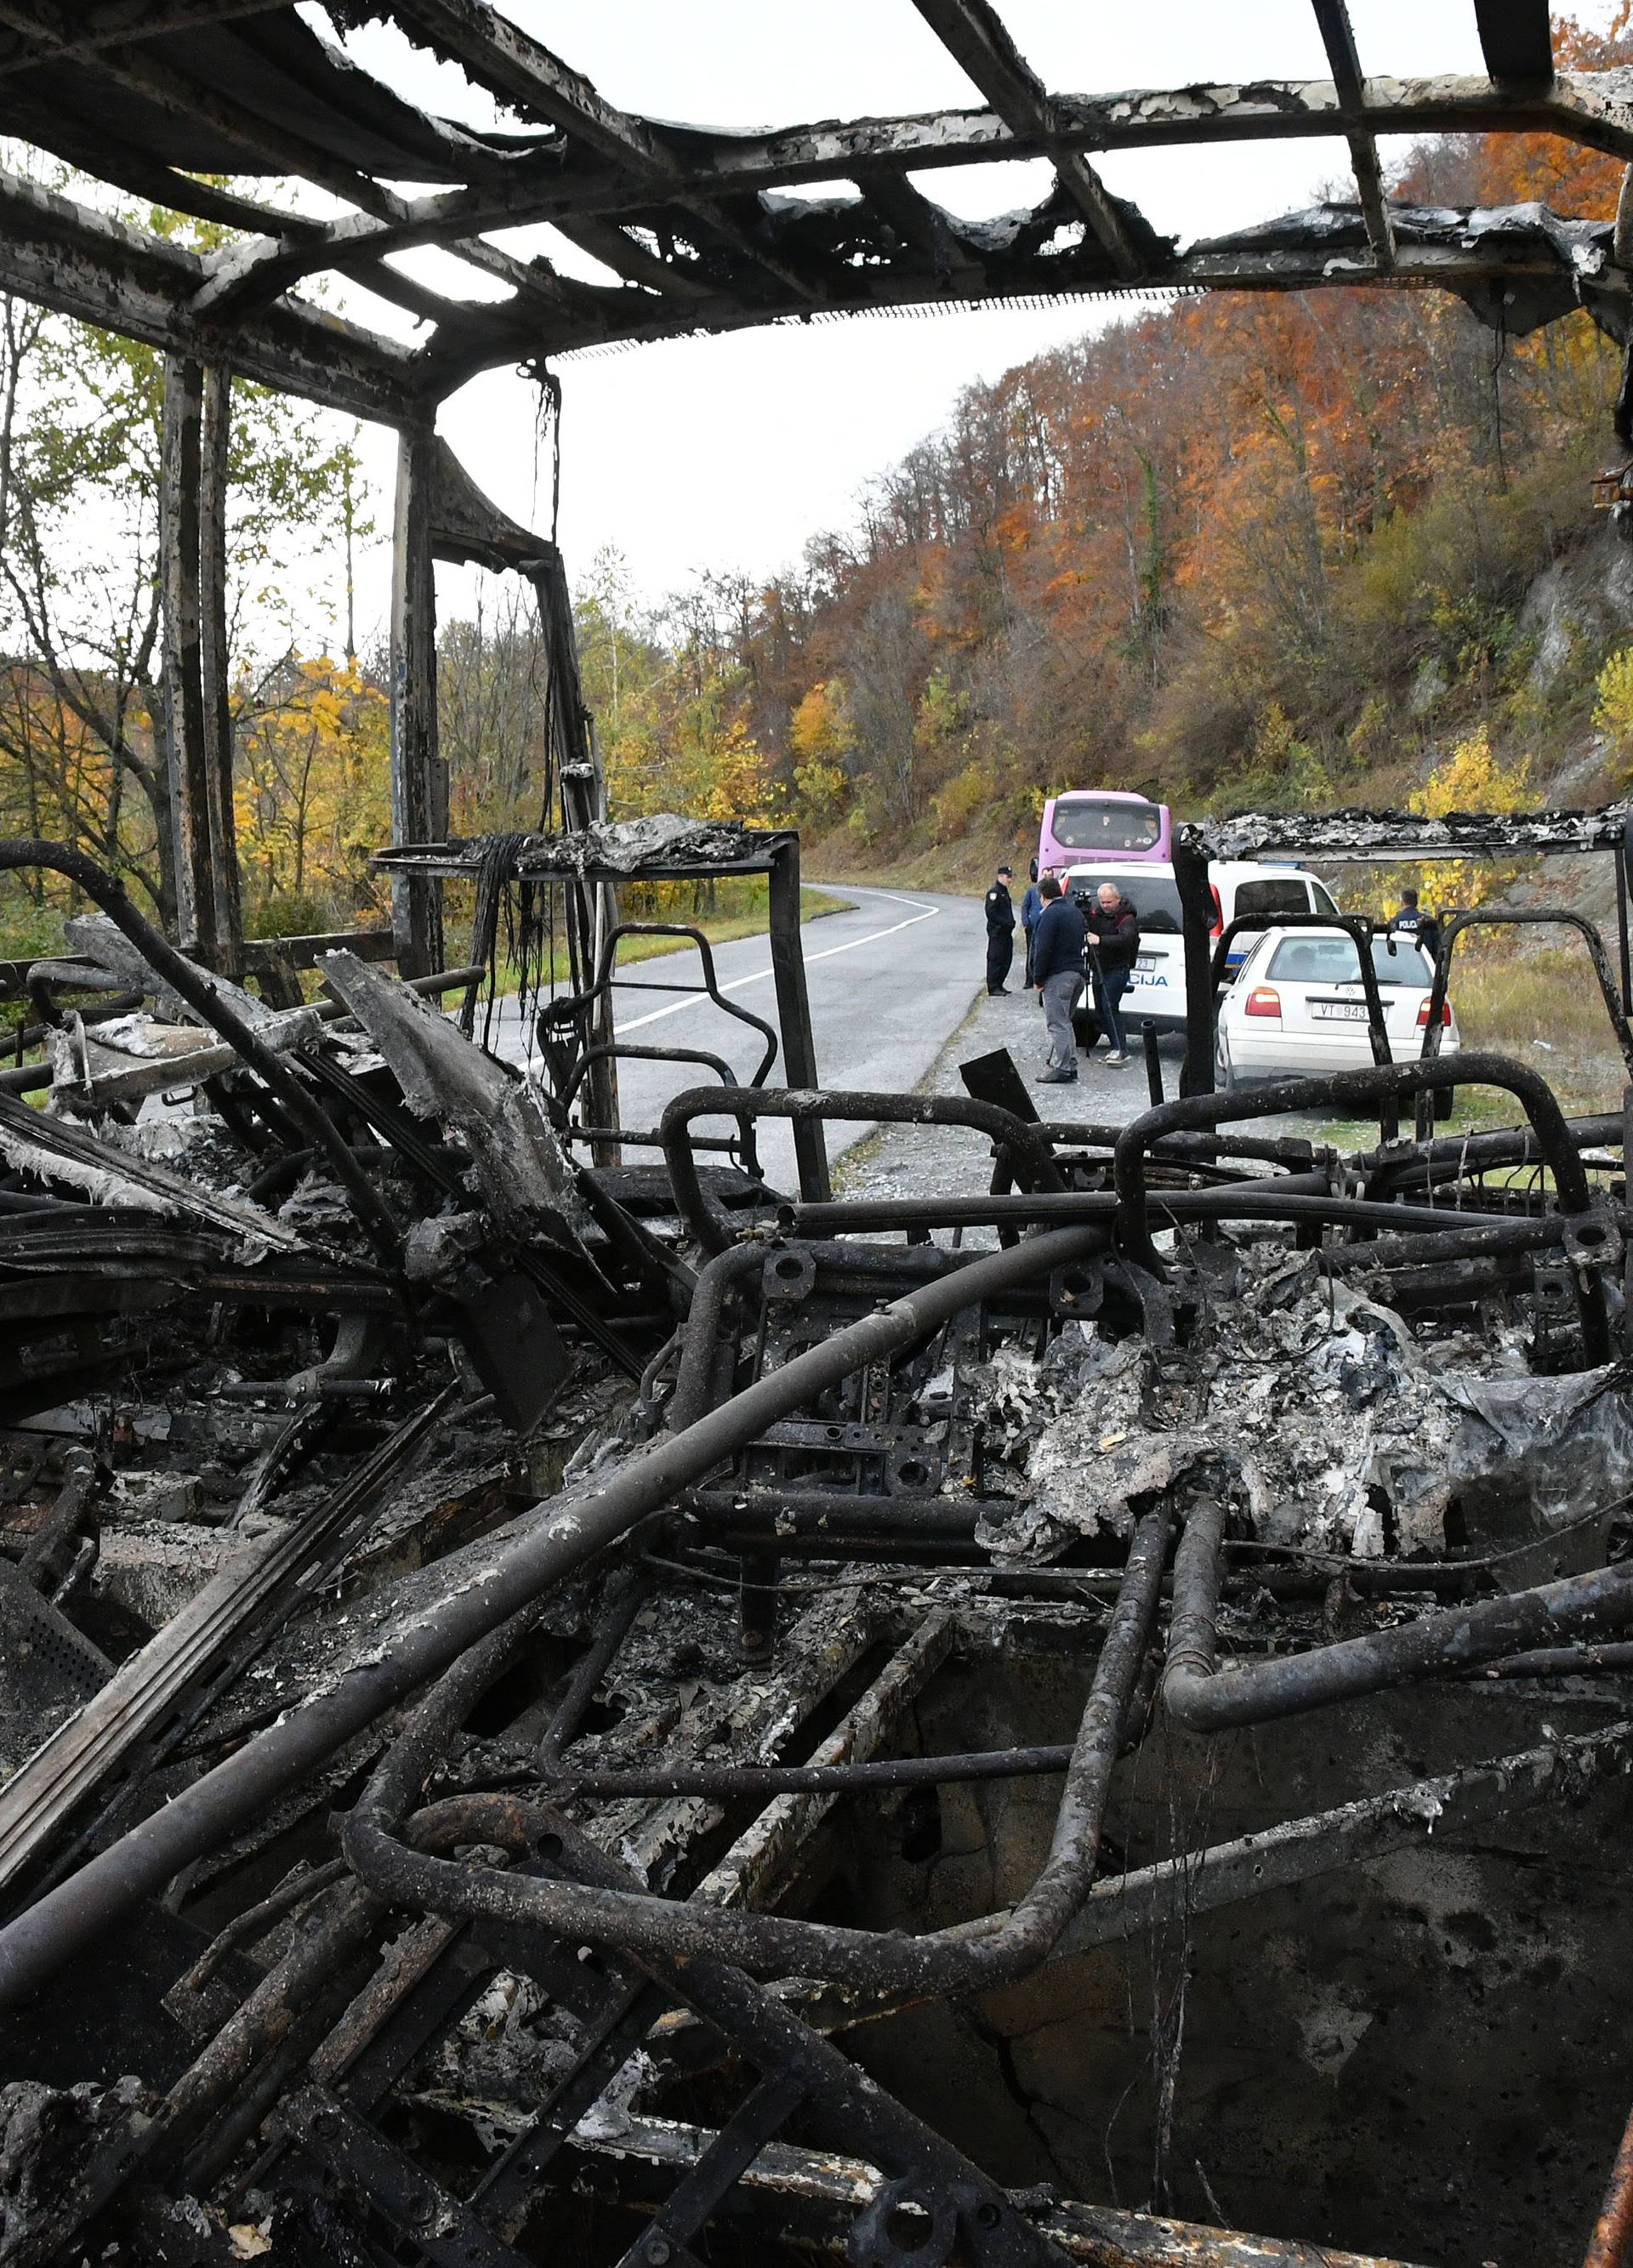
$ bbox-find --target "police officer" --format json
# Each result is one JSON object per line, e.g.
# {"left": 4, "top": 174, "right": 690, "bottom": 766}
{"left": 984, "top": 864, "right": 1016, "bottom": 995}
{"left": 1388, "top": 886, "right": 1442, "bottom": 963}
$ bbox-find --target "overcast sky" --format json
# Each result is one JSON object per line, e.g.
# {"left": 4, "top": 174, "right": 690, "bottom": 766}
{"left": 293, "top": 3, "right": 1597, "bottom": 642}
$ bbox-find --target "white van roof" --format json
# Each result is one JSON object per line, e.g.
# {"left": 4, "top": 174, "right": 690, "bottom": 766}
{"left": 1058, "top": 859, "right": 1170, "bottom": 882}
{"left": 1056, "top": 857, "right": 1310, "bottom": 884}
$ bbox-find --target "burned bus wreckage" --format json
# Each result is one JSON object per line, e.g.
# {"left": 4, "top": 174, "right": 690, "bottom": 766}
{"left": 15, "top": 812, "right": 1633, "bottom": 2268}
{"left": 14, "top": 6, "right": 1633, "bottom": 2268}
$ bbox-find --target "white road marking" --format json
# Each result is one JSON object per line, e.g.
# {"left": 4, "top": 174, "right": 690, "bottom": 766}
{"left": 615, "top": 887, "right": 942, "bottom": 1034}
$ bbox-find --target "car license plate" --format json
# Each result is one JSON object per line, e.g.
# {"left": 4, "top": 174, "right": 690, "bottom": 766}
{"left": 1135, "top": 955, "right": 1158, "bottom": 973}
{"left": 1312, "top": 1001, "right": 1368, "bottom": 1022}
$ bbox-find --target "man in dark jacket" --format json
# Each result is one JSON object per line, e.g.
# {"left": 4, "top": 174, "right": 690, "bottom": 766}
{"left": 1030, "top": 873, "right": 1088, "bottom": 1082}
{"left": 984, "top": 864, "right": 1016, "bottom": 995}
{"left": 1020, "top": 859, "right": 1043, "bottom": 987}
{"left": 1084, "top": 882, "right": 1140, "bottom": 1066}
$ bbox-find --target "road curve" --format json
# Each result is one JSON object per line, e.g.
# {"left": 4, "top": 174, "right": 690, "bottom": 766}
{"left": 480, "top": 883, "right": 982, "bottom": 1193}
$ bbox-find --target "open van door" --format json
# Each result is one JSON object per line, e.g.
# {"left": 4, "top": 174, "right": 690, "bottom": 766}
{"left": 1218, "top": 867, "right": 1340, "bottom": 975}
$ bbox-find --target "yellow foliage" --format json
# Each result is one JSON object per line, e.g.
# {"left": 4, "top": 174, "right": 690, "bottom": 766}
{"left": 1346, "top": 692, "right": 1391, "bottom": 767}
{"left": 682, "top": 717, "right": 775, "bottom": 827}
{"left": 1252, "top": 702, "right": 1300, "bottom": 769}
{"left": 930, "top": 760, "right": 987, "bottom": 840}
{"left": 790, "top": 681, "right": 851, "bottom": 769}
{"left": 1407, "top": 725, "right": 1538, "bottom": 923}
{"left": 1408, "top": 723, "right": 1534, "bottom": 820}
{"left": 793, "top": 756, "right": 848, "bottom": 820}
{"left": 234, "top": 656, "right": 390, "bottom": 922}
{"left": 1594, "top": 647, "right": 1633, "bottom": 774}
{"left": 913, "top": 668, "right": 967, "bottom": 754}
{"left": 786, "top": 680, "right": 857, "bottom": 827}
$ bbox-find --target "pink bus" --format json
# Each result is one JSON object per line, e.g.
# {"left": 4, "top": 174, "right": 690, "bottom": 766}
{"left": 1038, "top": 789, "right": 1170, "bottom": 873}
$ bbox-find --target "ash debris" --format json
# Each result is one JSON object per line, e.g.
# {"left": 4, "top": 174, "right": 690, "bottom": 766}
{"left": 967, "top": 1243, "right": 1628, "bottom": 1566}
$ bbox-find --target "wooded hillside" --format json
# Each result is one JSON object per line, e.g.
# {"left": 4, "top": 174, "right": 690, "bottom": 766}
{"left": 572, "top": 11, "right": 1633, "bottom": 883}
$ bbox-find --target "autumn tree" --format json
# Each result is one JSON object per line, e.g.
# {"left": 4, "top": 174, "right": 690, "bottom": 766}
{"left": 234, "top": 656, "right": 390, "bottom": 927}
{"left": 0, "top": 173, "right": 372, "bottom": 939}
{"left": 788, "top": 681, "right": 852, "bottom": 819}
{"left": 1408, "top": 727, "right": 1539, "bottom": 922}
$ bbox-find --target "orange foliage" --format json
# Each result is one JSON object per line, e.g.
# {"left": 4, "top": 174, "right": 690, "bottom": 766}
{"left": 702, "top": 54, "right": 1633, "bottom": 841}
{"left": 1395, "top": 9, "right": 1633, "bottom": 215}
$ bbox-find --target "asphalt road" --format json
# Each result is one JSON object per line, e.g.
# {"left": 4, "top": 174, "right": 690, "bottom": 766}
{"left": 481, "top": 883, "right": 982, "bottom": 1192}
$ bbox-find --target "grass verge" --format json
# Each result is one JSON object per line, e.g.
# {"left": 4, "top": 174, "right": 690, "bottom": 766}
{"left": 467, "top": 884, "right": 851, "bottom": 997}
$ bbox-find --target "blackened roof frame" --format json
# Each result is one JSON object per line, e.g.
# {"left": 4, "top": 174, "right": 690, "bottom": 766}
{"left": 0, "top": 1, "right": 1630, "bottom": 423}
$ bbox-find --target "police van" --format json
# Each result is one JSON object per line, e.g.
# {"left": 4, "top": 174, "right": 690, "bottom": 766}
{"left": 1061, "top": 858, "right": 1340, "bottom": 1037}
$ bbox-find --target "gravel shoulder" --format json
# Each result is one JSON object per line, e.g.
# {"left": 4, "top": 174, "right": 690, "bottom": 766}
{"left": 834, "top": 983, "right": 1539, "bottom": 1220}
{"left": 835, "top": 983, "right": 1171, "bottom": 1219}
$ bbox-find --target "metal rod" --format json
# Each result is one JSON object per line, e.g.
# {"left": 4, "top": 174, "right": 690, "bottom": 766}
{"left": 0, "top": 1221, "right": 1107, "bottom": 2010}
{"left": 737, "top": 1543, "right": 778, "bottom": 1660}
{"left": 1174, "top": 829, "right": 1217, "bottom": 1102}
{"left": 766, "top": 837, "right": 831, "bottom": 1202}
{"left": 1163, "top": 1498, "right": 1633, "bottom": 1734}
{"left": 160, "top": 353, "right": 217, "bottom": 969}
{"left": 779, "top": 1186, "right": 1533, "bottom": 1237}
{"left": 669, "top": 1242, "right": 765, "bottom": 1431}
{"left": 1141, "top": 1018, "right": 1164, "bottom": 1105}
{"left": 537, "top": 1568, "right": 651, "bottom": 1767}
{"left": 682, "top": 1488, "right": 989, "bottom": 1537}
{"left": 1040, "top": 1117, "right": 1320, "bottom": 1168}
{"left": 539, "top": 1741, "right": 1084, "bottom": 1799}
{"left": 1467, "top": 1641, "right": 1633, "bottom": 1680}
{"left": 387, "top": 422, "right": 445, "bottom": 978}
{"left": 230, "top": 1601, "right": 1063, "bottom": 2250}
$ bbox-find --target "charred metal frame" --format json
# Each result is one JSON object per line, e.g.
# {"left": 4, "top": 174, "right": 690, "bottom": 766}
{"left": 380, "top": 827, "right": 831, "bottom": 1196}
{"left": 5, "top": 1047, "right": 1626, "bottom": 1997}
{"left": 660, "top": 1082, "right": 1065, "bottom": 1251}
{"left": 9, "top": 10, "right": 1633, "bottom": 2265}
{"left": 1414, "top": 905, "right": 1633, "bottom": 1134}
{"left": 0, "top": 3, "right": 1624, "bottom": 1181}
{"left": 0, "top": 1221, "right": 1112, "bottom": 2006}
{"left": 5, "top": 1004, "right": 1633, "bottom": 2261}
{"left": 0, "top": 2, "right": 1624, "bottom": 412}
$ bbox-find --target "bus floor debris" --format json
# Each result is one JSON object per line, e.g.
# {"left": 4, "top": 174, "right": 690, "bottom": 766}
{"left": 3, "top": 826, "right": 1633, "bottom": 2267}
